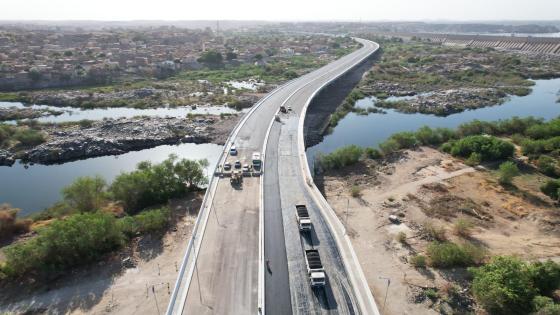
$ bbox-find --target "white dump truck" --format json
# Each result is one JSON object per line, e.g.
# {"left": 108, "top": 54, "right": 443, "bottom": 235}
{"left": 305, "top": 249, "right": 326, "bottom": 287}
{"left": 295, "top": 204, "right": 312, "bottom": 232}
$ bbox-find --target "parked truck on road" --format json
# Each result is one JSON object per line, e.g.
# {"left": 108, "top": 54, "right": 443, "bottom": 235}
{"left": 295, "top": 204, "right": 312, "bottom": 232}
{"left": 252, "top": 152, "right": 262, "bottom": 170}
{"left": 305, "top": 249, "right": 326, "bottom": 287}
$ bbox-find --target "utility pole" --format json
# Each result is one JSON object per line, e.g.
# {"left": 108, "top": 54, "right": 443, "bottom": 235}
{"left": 379, "top": 276, "right": 391, "bottom": 314}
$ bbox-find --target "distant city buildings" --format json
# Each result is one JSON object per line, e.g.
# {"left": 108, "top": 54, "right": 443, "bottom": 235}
{"left": 0, "top": 26, "right": 351, "bottom": 91}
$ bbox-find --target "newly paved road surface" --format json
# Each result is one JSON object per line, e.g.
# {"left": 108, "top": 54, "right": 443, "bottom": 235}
{"left": 174, "top": 38, "right": 378, "bottom": 315}
{"left": 264, "top": 39, "right": 379, "bottom": 315}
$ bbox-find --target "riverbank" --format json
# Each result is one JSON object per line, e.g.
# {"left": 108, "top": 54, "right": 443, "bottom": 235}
{"left": 0, "top": 105, "right": 64, "bottom": 121}
{"left": 312, "top": 114, "right": 560, "bottom": 314}
{"left": 354, "top": 38, "right": 560, "bottom": 116}
{"left": 318, "top": 147, "right": 560, "bottom": 314}
{"left": 0, "top": 154, "right": 210, "bottom": 313}
{"left": 0, "top": 114, "right": 238, "bottom": 166}
{"left": 308, "top": 78, "right": 560, "bottom": 162}
{"left": 0, "top": 192, "right": 201, "bottom": 314}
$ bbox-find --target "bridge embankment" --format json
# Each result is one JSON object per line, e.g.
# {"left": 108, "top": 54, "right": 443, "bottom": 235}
{"left": 303, "top": 48, "right": 380, "bottom": 148}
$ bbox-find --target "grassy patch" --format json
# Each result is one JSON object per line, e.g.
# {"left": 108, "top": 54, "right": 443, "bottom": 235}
{"left": 427, "top": 241, "right": 484, "bottom": 268}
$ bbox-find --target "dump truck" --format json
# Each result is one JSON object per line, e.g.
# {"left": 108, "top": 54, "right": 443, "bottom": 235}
{"left": 295, "top": 204, "right": 312, "bottom": 232}
{"left": 305, "top": 249, "right": 326, "bottom": 287}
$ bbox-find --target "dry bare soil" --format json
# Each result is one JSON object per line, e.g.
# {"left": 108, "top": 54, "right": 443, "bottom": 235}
{"left": 320, "top": 147, "right": 560, "bottom": 314}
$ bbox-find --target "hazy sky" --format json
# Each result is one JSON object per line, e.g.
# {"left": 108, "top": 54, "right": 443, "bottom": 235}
{"left": 1, "top": 0, "right": 559, "bottom": 21}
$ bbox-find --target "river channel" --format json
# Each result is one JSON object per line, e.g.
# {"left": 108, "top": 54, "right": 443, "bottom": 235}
{"left": 2, "top": 78, "right": 559, "bottom": 216}
{"left": 307, "top": 78, "right": 560, "bottom": 162}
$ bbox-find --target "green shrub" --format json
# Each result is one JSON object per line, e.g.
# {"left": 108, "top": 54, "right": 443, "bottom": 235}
{"left": 453, "top": 218, "right": 474, "bottom": 238}
{"left": 469, "top": 256, "right": 537, "bottom": 315}
{"left": 536, "top": 303, "right": 560, "bottom": 315}
{"left": 1, "top": 212, "right": 124, "bottom": 278}
{"left": 379, "top": 139, "right": 400, "bottom": 155}
{"left": 197, "top": 50, "right": 223, "bottom": 68}
{"left": 415, "top": 126, "right": 442, "bottom": 145}
{"left": 522, "top": 137, "right": 560, "bottom": 156}
{"left": 0, "top": 124, "right": 16, "bottom": 147}
{"left": 427, "top": 241, "right": 482, "bottom": 268}
{"left": 533, "top": 296, "right": 555, "bottom": 313}
{"left": 62, "top": 175, "right": 107, "bottom": 212}
{"left": 538, "top": 155, "right": 559, "bottom": 177}
{"left": 134, "top": 207, "right": 171, "bottom": 233}
{"left": 425, "top": 288, "right": 439, "bottom": 301}
{"left": 316, "top": 145, "right": 364, "bottom": 170}
{"left": 466, "top": 152, "right": 482, "bottom": 166}
{"left": 529, "top": 260, "right": 560, "bottom": 296}
{"left": 498, "top": 161, "right": 520, "bottom": 185}
{"left": 410, "top": 254, "right": 427, "bottom": 268}
{"left": 110, "top": 155, "right": 207, "bottom": 214}
{"left": 350, "top": 186, "right": 362, "bottom": 198}
{"left": 387, "top": 131, "right": 418, "bottom": 149}
{"left": 364, "top": 147, "right": 381, "bottom": 159}
{"left": 118, "top": 216, "right": 139, "bottom": 237}
{"left": 526, "top": 119, "right": 560, "bottom": 139}
{"left": 540, "top": 179, "right": 560, "bottom": 200}
{"left": 13, "top": 128, "right": 45, "bottom": 146}
{"left": 423, "top": 222, "right": 447, "bottom": 242}
{"left": 78, "top": 119, "right": 94, "bottom": 128}
{"left": 448, "top": 135, "right": 514, "bottom": 162}
{"left": 457, "top": 119, "right": 496, "bottom": 137}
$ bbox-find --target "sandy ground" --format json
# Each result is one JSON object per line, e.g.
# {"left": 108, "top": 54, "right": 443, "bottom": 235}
{"left": 320, "top": 147, "right": 560, "bottom": 314}
{"left": 0, "top": 194, "right": 202, "bottom": 315}
{"left": 321, "top": 148, "right": 467, "bottom": 315}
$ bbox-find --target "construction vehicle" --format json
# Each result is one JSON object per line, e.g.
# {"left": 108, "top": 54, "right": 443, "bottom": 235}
{"left": 230, "top": 170, "right": 243, "bottom": 186}
{"left": 295, "top": 204, "right": 312, "bottom": 232}
{"left": 305, "top": 249, "right": 326, "bottom": 287}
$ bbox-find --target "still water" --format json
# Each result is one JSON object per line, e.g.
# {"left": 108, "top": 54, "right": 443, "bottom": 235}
{"left": 307, "top": 79, "right": 560, "bottom": 161}
{"left": 0, "top": 102, "right": 243, "bottom": 124}
{"left": 0, "top": 143, "right": 223, "bottom": 216}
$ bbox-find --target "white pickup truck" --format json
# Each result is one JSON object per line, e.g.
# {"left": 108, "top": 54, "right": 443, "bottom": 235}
{"left": 252, "top": 152, "right": 262, "bottom": 169}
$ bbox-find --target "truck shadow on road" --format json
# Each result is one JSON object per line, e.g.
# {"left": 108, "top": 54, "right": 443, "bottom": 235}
{"left": 301, "top": 227, "right": 321, "bottom": 248}
{"left": 313, "top": 277, "right": 338, "bottom": 311}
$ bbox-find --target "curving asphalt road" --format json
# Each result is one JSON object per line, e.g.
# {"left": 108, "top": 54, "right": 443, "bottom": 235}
{"left": 168, "top": 38, "right": 379, "bottom": 315}
{"left": 264, "top": 39, "right": 379, "bottom": 315}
